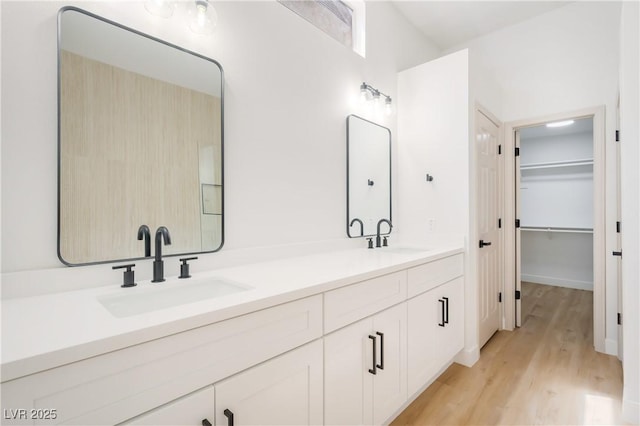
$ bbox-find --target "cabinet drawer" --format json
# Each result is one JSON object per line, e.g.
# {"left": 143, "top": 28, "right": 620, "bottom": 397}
{"left": 407, "top": 254, "right": 463, "bottom": 298}
{"left": 1, "top": 296, "right": 322, "bottom": 425}
{"left": 324, "top": 271, "right": 407, "bottom": 333}
{"left": 123, "top": 386, "right": 214, "bottom": 425}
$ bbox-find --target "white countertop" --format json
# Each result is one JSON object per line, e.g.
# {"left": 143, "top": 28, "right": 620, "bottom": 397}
{"left": 1, "top": 245, "right": 463, "bottom": 382}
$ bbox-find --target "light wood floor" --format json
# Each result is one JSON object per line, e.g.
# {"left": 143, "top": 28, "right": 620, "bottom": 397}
{"left": 392, "top": 282, "right": 625, "bottom": 425}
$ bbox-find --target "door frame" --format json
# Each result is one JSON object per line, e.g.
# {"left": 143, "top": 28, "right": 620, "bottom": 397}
{"left": 502, "top": 106, "right": 606, "bottom": 353}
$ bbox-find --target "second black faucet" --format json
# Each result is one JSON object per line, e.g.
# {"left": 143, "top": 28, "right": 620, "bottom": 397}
{"left": 152, "top": 226, "right": 172, "bottom": 283}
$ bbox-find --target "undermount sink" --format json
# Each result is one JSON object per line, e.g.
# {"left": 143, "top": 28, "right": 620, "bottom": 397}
{"left": 98, "top": 278, "right": 252, "bottom": 318}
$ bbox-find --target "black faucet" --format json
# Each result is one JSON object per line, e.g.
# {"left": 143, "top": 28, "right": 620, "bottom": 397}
{"left": 137, "top": 225, "right": 151, "bottom": 257}
{"left": 349, "top": 218, "right": 364, "bottom": 237}
{"left": 376, "top": 219, "right": 392, "bottom": 248}
{"left": 152, "top": 226, "right": 172, "bottom": 283}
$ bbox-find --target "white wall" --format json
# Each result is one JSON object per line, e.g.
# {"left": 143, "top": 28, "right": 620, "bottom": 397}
{"left": 447, "top": 2, "right": 622, "bottom": 353}
{"left": 0, "top": 1, "right": 440, "bottom": 295}
{"left": 397, "top": 50, "right": 476, "bottom": 365}
{"left": 619, "top": 2, "right": 639, "bottom": 423}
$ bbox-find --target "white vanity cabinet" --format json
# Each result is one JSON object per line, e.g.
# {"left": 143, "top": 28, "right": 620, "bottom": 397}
{"left": 1, "top": 249, "right": 467, "bottom": 426}
{"left": 324, "top": 303, "right": 407, "bottom": 426}
{"left": 407, "top": 257, "right": 464, "bottom": 397}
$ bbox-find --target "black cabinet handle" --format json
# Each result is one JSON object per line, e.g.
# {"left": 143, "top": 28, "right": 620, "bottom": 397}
{"left": 438, "top": 299, "right": 445, "bottom": 327}
{"left": 443, "top": 297, "right": 449, "bottom": 324}
{"left": 479, "top": 240, "right": 492, "bottom": 248}
{"left": 202, "top": 419, "right": 212, "bottom": 426}
{"left": 223, "top": 409, "right": 234, "bottom": 426}
{"left": 368, "top": 335, "right": 377, "bottom": 375}
{"left": 376, "top": 331, "right": 384, "bottom": 370}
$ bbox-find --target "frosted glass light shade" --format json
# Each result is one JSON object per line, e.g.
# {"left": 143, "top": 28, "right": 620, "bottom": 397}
{"left": 144, "top": 0, "right": 175, "bottom": 18}
{"left": 188, "top": 0, "right": 218, "bottom": 35}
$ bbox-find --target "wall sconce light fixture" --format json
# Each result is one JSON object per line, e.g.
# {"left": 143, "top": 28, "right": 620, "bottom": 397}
{"left": 145, "top": 0, "right": 217, "bottom": 35}
{"left": 360, "top": 82, "right": 392, "bottom": 115}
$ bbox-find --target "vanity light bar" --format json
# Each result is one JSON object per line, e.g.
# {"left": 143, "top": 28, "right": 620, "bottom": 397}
{"left": 360, "top": 82, "right": 392, "bottom": 115}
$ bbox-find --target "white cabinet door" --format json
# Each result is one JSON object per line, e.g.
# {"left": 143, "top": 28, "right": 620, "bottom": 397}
{"left": 324, "top": 317, "right": 374, "bottom": 426}
{"left": 407, "top": 277, "right": 464, "bottom": 397}
{"left": 372, "top": 303, "right": 407, "bottom": 425}
{"left": 124, "top": 386, "right": 214, "bottom": 426}
{"left": 324, "top": 304, "right": 407, "bottom": 425}
{"left": 215, "top": 340, "right": 323, "bottom": 426}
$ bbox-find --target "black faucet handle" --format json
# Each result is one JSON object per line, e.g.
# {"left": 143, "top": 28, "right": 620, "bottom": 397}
{"left": 383, "top": 236, "right": 389, "bottom": 247}
{"left": 179, "top": 257, "right": 198, "bottom": 279}
{"left": 366, "top": 238, "right": 374, "bottom": 249}
{"left": 112, "top": 263, "right": 137, "bottom": 288}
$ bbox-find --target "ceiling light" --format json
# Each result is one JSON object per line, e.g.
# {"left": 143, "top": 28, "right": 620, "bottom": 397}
{"left": 546, "top": 120, "right": 575, "bottom": 128}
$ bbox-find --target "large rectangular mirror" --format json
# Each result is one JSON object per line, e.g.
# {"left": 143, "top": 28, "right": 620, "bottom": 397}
{"left": 58, "top": 7, "right": 224, "bottom": 266}
{"left": 346, "top": 115, "right": 392, "bottom": 237}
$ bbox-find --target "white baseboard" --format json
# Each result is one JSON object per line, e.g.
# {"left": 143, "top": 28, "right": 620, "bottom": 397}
{"left": 454, "top": 345, "right": 479, "bottom": 367}
{"left": 604, "top": 338, "right": 618, "bottom": 356}
{"left": 521, "top": 274, "right": 593, "bottom": 291}
{"left": 622, "top": 397, "right": 640, "bottom": 424}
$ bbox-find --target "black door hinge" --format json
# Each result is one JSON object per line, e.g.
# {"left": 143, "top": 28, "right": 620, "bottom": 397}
{"left": 613, "top": 250, "right": 622, "bottom": 257}
{"left": 515, "top": 219, "right": 521, "bottom": 228}
{"left": 515, "top": 147, "right": 520, "bottom": 157}
{"left": 498, "top": 218, "right": 502, "bottom": 228}
{"left": 498, "top": 144, "right": 502, "bottom": 155}
{"left": 616, "top": 130, "right": 620, "bottom": 142}
{"left": 515, "top": 290, "right": 521, "bottom": 300}
{"left": 616, "top": 221, "right": 621, "bottom": 233}
{"left": 499, "top": 292, "right": 502, "bottom": 303}
{"left": 617, "top": 313, "right": 622, "bottom": 325}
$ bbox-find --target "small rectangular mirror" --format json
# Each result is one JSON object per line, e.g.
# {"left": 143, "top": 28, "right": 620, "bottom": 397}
{"left": 58, "top": 7, "right": 224, "bottom": 265}
{"left": 346, "top": 115, "right": 392, "bottom": 237}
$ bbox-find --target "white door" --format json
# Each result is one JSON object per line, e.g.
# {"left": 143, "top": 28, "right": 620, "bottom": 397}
{"left": 371, "top": 303, "right": 407, "bottom": 425}
{"left": 476, "top": 109, "right": 503, "bottom": 346}
{"left": 215, "top": 340, "right": 323, "bottom": 426}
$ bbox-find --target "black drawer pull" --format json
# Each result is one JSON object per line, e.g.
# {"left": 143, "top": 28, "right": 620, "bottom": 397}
{"left": 438, "top": 299, "right": 445, "bottom": 327}
{"left": 443, "top": 296, "right": 449, "bottom": 324}
{"left": 368, "top": 335, "right": 377, "bottom": 375}
{"left": 376, "top": 331, "right": 384, "bottom": 370}
{"left": 224, "top": 409, "right": 234, "bottom": 426}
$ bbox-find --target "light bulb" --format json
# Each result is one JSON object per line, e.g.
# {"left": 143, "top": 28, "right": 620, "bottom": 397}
{"left": 384, "top": 97, "right": 392, "bottom": 116}
{"left": 372, "top": 90, "right": 381, "bottom": 109}
{"left": 189, "top": 0, "right": 217, "bottom": 35}
{"left": 359, "top": 83, "right": 369, "bottom": 103}
{"left": 145, "top": 0, "right": 175, "bottom": 18}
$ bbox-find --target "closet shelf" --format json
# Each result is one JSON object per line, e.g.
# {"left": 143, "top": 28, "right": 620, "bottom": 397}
{"left": 521, "top": 226, "right": 593, "bottom": 234}
{"left": 520, "top": 158, "right": 593, "bottom": 170}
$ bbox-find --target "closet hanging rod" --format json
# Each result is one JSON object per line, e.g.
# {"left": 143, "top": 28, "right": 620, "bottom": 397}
{"left": 521, "top": 226, "right": 593, "bottom": 234}
{"left": 520, "top": 158, "right": 594, "bottom": 170}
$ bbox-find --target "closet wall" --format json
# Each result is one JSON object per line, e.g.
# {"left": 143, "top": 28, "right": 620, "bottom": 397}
{"left": 519, "top": 118, "right": 594, "bottom": 290}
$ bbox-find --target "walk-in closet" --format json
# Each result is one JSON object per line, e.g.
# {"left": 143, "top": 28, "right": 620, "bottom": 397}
{"left": 518, "top": 117, "right": 594, "bottom": 291}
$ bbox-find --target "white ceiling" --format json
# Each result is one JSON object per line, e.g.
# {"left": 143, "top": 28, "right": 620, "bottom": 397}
{"left": 391, "top": 1, "right": 573, "bottom": 51}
